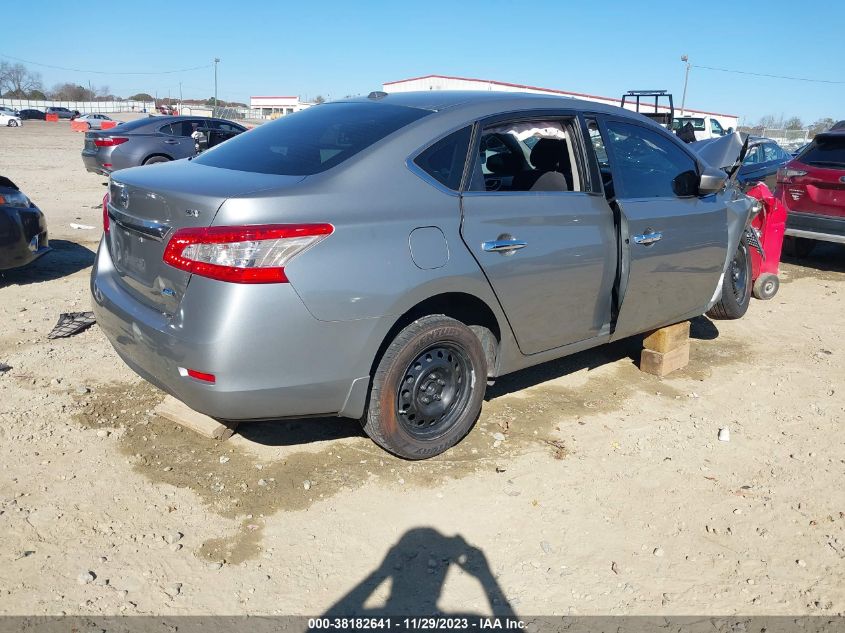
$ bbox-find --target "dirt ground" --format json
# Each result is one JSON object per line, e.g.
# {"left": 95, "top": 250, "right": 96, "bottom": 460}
{"left": 0, "top": 121, "right": 843, "bottom": 618}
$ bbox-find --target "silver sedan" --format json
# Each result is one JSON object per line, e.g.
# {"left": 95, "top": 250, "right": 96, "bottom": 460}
{"left": 74, "top": 113, "right": 116, "bottom": 130}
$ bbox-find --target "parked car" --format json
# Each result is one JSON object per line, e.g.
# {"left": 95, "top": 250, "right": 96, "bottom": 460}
{"left": 672, "top": 115, "right": 732, "bottom": 141}
{"left": 0, "top": 112, "right": 22, "bottom": 127}
{"left": 91, "top": 92, "right": 754, "bottom": 459}
{"left": 18, "top": 109, "right": 46, "bottom": 120}
{"left": 74, "top": 113, "right": 116, "bottom": 130}
{"left": 81, "top": 115, "right": 246, "bottom": 175}
{"left": 0, "top": 106, "right": 20, "bottom": 117}
{"left": 0, "top": 176, "right": 49, "bottom": 271}
{"left": 46, "top": 106, "right": 80, "bottom": 119}
{"left": 776, "top": 130, "right": 845, "bottom": 257}
{"left": 735, "top": 136, "right": 792, "bottom": 190}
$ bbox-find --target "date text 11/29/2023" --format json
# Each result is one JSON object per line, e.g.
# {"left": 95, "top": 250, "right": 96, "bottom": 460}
{"left": 307, "top": 617, "right": 526, "bottom": 630}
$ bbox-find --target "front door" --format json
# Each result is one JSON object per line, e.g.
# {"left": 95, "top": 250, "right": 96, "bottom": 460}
{"left": 460, "top": 115, "right": 617, "bottom": 355}
{"left": 594, "top": 117, "right": 729, "bottom": 340}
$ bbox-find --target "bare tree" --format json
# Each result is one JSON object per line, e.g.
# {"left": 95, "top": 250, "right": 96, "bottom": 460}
{"left": 784, "top": 116, "right": 804, "bottom": 130}
{"left": 0, "top": 62, "right": 43, "bottom": 97}
{"left": 313, "top": 95, "right": 325, "bottom": 104}
{"left": 809, "top": 117, "right": 835, "bottom": 135}
{"left": 49, "top": 83, "right": 95, "bottom": 101}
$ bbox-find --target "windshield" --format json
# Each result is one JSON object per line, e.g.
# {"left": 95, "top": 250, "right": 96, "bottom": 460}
{"left": 797, "top": 135, "right": 845, "bottom": 169}
{"left": 195, "top": 102, "right": 430, "bottom": 176}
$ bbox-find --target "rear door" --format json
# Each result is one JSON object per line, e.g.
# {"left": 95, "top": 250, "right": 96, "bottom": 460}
{"left": 158, "top": 120, "right": 203, "bottom": 158}
{"left": 594, "top": 117, "right": 728, "bottom": 340}
{"left": 460, "top": 113, "right": 617, "bottom": 355}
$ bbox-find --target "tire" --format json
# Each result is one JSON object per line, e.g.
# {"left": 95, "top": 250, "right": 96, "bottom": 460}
{"left": 707, "top": 238, "right": 753, "bottom": 320}
{"left": 362, "top": 315, "right": 487, "bottom": 460}
{"left": 8, "top": 120, "right": 17, "bottom": 127}
{"left": 752, "top": 273, "right": 779, "bottom": 300}
{"left": 86, "top": 122, "right": 92, "bottom": 130}
{"left": 782, "top": 236, "right": 815, "bottom": 258}
{"left": 143, "top": 155, "right": 171, "bottom": 166}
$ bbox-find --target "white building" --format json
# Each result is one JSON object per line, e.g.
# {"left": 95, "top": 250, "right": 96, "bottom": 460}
{"left": 249, "top": 96, "right": 312, "bottom": 119}
{"left": 383, "top": 74, "right": 738, "bottom": 132}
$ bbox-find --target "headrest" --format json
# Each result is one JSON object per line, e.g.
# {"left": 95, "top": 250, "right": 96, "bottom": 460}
{"left": 486, "top": 152, "right": 521, "bottom": 174}
{"left": 530, "top": 138, "right": 565, "bottom": 171}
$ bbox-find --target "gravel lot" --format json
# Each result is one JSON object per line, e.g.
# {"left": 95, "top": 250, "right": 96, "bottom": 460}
{"left": 0, "top": 120, "right": 843, "bottom": 617}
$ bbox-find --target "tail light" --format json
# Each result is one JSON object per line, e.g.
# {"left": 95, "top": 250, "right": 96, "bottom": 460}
{"left": 163, "top": 224, "right": 333, "bottom": 283}
{"left": 102, "top": 192, "right": 110, "bottom": 234}
{"left": 776, "top": 167, "right": 808, "bottom": 184}
{"left": 93, "top": 136, "right": 129, "bottom": 147}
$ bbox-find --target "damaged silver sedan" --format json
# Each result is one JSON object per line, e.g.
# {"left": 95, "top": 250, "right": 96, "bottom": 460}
{"left": 92, "top": 92, "right": 755, "bottom": 459}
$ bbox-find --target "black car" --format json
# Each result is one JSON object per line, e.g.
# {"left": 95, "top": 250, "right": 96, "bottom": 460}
{"left": 0, "top": 177, "right": 49, "bottom": 272}
{"left": 46, "top": 106, "right": 80, "bottom": 120}
{"left": 18, "top": 109, "right": 46, "bottom": 121}
{"left": 736, "top": 136, "right": 792, "bottom": 189}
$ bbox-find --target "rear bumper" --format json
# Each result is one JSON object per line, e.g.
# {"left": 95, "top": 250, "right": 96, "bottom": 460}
{"left": 785, "top": 211, "right": 845, "bottom": 244}
{"left": 0, "top": 205, "right": 50, "bottom": 271}
{"left": 82, "top": 151, "right": 111, "bottom": 175}
{"left": 90, "top": 240, "right": 389, "bottom": 421}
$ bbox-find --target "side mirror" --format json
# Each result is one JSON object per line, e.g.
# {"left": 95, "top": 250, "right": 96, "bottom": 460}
{"left": 698, "top": 167, "right": 727, "bottom": 195}
{"left": 672, "top": 170, "right": 699, "bottom": 197}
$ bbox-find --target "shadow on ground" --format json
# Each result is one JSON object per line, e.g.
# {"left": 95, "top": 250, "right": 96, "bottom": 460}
{"left": 781, "top": 241, "right": 845, "bottom": 280}
{"left": 323, "top": 527, "right": 516, "bottom": 617}
{"left": 240, "top": 315, "right": 720, "bottom": 447}
{"left": 0, "top": 239, "right": 95, "bottom": 286}
{"left": 487, "top": 315, "right": 719, "bottom": 400}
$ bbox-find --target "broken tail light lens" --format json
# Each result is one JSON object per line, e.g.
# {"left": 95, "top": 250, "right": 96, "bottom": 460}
{"left": 93, "top": 137, "right": 129, "bottom": 147}
{"left": 102, "top": 192, "right": 110, "bottom": 234}
{"left": 162, "top": 224, "right": 333, "bottom": 283}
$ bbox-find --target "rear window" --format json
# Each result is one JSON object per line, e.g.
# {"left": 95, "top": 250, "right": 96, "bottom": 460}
{"left": 797, "top": 135, "right": 845, "bottom": 169}
{"left": 107, "top": 117, "right": 159, "bottom": 132}
{"left": 194, "top": 102, "right": 430, "bottom": 175}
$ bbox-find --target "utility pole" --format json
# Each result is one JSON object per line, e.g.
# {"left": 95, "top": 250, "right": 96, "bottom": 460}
{"left": 680, "top": 55, "right": 691, "bottom": 116}
{"left": 179, "top": 82, "right": 183, "bottom": 115}
{"left": 213, "top": 58, "right": 220, "bottom": 117}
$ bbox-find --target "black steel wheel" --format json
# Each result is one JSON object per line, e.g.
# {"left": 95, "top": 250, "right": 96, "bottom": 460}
{"left": 363, "top": 315, "right": 488, "bottom": 460}
{"left": 707, "top": 238, "right": 753, "bottom": 320}
{"left": 396, "top": 344, "right": 473, "bottom": 440}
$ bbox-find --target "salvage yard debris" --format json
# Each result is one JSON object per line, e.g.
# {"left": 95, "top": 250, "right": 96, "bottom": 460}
{"left": 47, "top": 311, "right": 96, "bottom": 339}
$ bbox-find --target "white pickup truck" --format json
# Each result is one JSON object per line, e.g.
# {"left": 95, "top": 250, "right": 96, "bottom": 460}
{"left": 672, "top": 115, "right": 734, "bottom": 141}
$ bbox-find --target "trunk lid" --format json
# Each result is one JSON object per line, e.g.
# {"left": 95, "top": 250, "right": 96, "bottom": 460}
{"left": 106, "top": 161, "right": 305, "bottom": 314}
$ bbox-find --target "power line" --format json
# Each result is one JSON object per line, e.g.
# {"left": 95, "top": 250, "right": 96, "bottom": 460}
{"left": 692, "top": 64, "right": 845, "bottom": 85}
{"left": 0, "top": 53, "right": 211, "bottom": 76}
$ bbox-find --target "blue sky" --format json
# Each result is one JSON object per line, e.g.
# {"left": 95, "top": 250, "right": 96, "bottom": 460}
{"left": 4, "top": 0, "right": 843, "bottom": 125}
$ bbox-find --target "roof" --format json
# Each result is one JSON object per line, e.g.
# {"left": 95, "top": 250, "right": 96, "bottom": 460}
{"left": 384, "top": 74, "right": 738, "bottom": 119}
{"left": 346, "top": 90, "right": 628, "bottom": 115}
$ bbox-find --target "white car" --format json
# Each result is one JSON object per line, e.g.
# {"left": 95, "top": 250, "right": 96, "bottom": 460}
{"left": 0, "top": 112, "right": 22, "bottom": 127}
{"left": 74, "top": 113, "right": 115, "bottom": 130}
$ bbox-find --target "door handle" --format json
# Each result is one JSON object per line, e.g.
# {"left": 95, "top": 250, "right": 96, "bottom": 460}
{"left": 163, "top": 139, "right": 179, "bottom": 145}
{"left": 632, "top": 230, "right": 663, "bottom": 246}
{"left": 482, "top": 238, "right": 528, "bottom": 253}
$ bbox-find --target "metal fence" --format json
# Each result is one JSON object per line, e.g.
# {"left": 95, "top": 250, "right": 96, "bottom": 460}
{"left": 0, "top": 98, "right": 155, "bottom": 113}
{"left": 738, "top": 126, "right": 810, "bottom": 151}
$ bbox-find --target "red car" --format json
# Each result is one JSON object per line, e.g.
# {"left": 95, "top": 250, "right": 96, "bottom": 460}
{"left": 776, "top": 130, "right": 845, "bottom": 256}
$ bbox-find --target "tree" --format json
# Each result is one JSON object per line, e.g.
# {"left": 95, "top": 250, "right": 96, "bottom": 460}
{"left": 809, "top": 117, "right": 835, "bottom": 135}
{"left": 127, "top": 93, "right": 154, "bottom": 102}
{"left": 49, "top": 83, "right": 95, "bottom": 101}
{"left": 313, "top": 95, "right": 325, "bottom": 104}
{"left": 0, "top": 62, "right": 42, "bottom": 97}
{"left": 785, "top": 116, "right": 803, "bottom": 130}
{"left": 28, "top": 89, "right": 47, "bottom": 100}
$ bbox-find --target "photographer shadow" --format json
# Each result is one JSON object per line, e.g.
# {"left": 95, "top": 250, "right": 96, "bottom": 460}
{"left": 323, "top": 527, "right": 516, "bottom": 618}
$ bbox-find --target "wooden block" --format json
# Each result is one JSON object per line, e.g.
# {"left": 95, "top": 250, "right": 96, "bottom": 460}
{"left": 640, "top": 342, "right": 690, "bottom": 377}
{"left": 643, "top": 321, "right": 690, "bottom": 353}
{"left": 154, "top": 396, "right": 239, "bottom": 440}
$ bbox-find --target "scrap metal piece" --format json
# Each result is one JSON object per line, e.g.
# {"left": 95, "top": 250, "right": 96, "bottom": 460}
{"left": 0, "top": 363, "right": 11, "bottom": 374}
{"left": 48, "top": 311, "right": 96, "bottom": 339}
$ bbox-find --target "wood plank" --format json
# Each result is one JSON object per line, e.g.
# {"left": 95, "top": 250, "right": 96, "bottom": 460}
{"left": 154, "top": 396, "right": 239, "bottom": 440}
{"left": 643, "top": 321, "right": 690, "bottom": 353}
{"left": 640, "top": 342, "right": 690, "bottom": 377}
